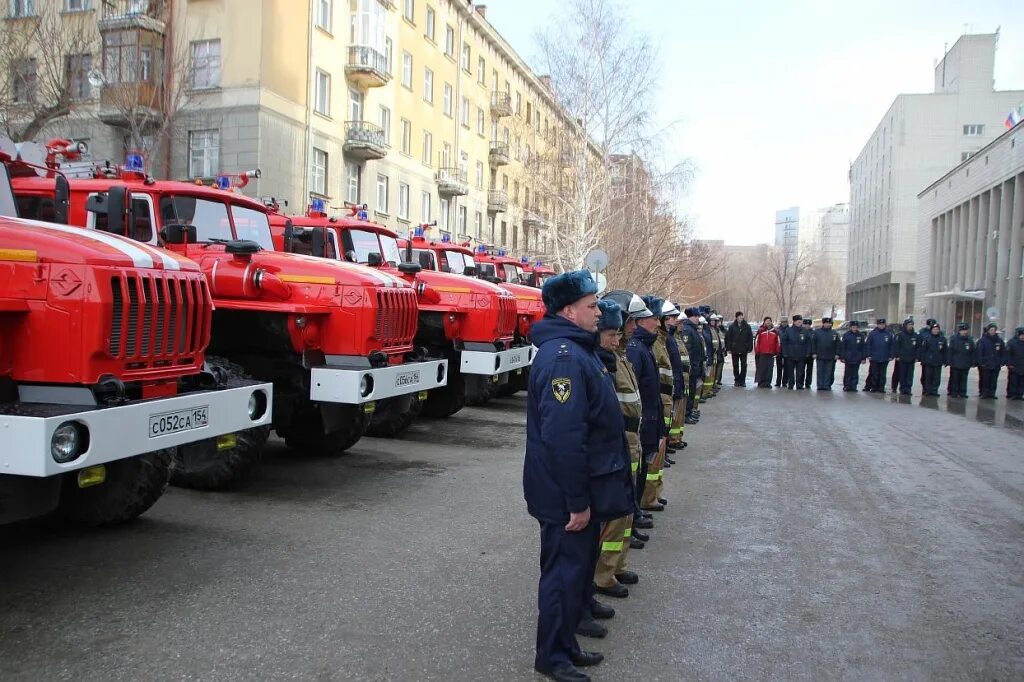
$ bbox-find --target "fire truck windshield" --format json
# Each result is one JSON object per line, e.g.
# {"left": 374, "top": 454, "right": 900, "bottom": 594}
{"left": 159, "top": 195, "right": 273, "bottom": 250}
{"left": 504, "top": 265, "right": 525, "bottom": 284}
{"left": 412, "top": 248, "right": 437, "bottom": 270}
{"left": 478, "top": 262, "right": 496, "bottom": 279}
{"left": 444, "top": 250, "right": 474, "bottom": 274}
{"left": 349, "top": 229, "right": 402, "bottom": 266}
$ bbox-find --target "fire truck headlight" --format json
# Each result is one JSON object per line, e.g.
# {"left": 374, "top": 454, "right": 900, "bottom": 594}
{"left": 248, "top": 390, "right": 269, "bottom": 421}
{"left": 51, "top": 421, "right": 87, "bottom": 463}
{"left": 359, "top": 373, "right": 374, "bottom": 398}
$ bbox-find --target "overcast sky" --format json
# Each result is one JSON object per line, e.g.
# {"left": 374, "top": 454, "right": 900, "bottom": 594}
{"left": 486, "top": 0, "right": 1024, "bottom": 245}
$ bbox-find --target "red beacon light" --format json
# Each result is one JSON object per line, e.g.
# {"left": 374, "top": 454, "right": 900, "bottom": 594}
{"left": 344, "top": 202, "right": 370, "bottom": 221}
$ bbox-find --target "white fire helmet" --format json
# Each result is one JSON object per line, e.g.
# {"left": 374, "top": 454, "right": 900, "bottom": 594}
{"left": 661, "top": 300, "right": 680, "bottom": 317}
{"left": 628, "top": 293, "right": 654, "bottom": 319}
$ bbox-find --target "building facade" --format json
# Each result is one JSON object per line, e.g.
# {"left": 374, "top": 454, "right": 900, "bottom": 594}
{"left": 916, "top": 124, "right": 1023, "bottom": 337}
{"left": 3, "top": 0, "right": 578, "bottom": 257}
{"left": 774, "top": 206, "right": 799, "bottom": 262}
{"left": 817, "top": 202, "right": 850, "bottom": 283}
{"left": 847, "top": 32, "right": 1024, "bottom": 322}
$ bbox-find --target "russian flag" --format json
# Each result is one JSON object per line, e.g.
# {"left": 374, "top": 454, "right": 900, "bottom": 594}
{"left": 1007, "top": 107, "right": 1023, "bottom": 129}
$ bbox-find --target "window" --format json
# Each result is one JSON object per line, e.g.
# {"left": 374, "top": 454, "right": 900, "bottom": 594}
{"left": 424, "top": 5, "right": 435, "bottom": 41}
{"left": 961, "top": 151, "right": 977, "bottom": 162}
{"left": 461, "top": 43, "right": 471, "bottom": 72}
{"left": 65, "top": 0, "right": 90, "bottom": 11}
{"left": 440, "top": 198, "right": 450, "bottom": 229}
{"left": 423, "top": 67, "right": 433, "bottom": 103}
{"left": 66, "top": 54, "right": 92, "bottom": 100}
{"left": 376, "top": 174, "right": 389, "bottom": 213}
{"left": 315, "top": 69, "right": 330, "bottom": 115}
{"left": 379, "top": 105, "right": 391, "bottom": 144}
{"left": 440, "top": 142, "right": 451, "bottom": 168}
{"left": 963, "top": 124, "right": 984, "bottom": 136}
{"left": 398, "top": 182, "right": 410, "bottom": 220}
{"left": 403, "top": 0, "right": 414, "bottom": 22}
{"left": 474, "top": 211, "right": 483, "bottom": 238}
{"left": 401, "top": 52, "right": 413, "bottom": 88}
{"left": 477, "top": 108, "right": 485, "bottom": 136}
{"left": 460, "top": 97, "right": 470, "bottom": 127}
{"left": 103, "top": 30, "right": 152, "bottom": 84}
{"left": 514, "top": 135, "right": 521, "bottom": 160}
{"left": 442, "top": 82, "right": 453, "bottom": 117}
{"left": 458, "top": 206, "right": 467, "bottom": 234}
{"left": 475, "top": 161, "right": 484, "bottom": 189}
{"left": 491, "top": 69, "right": 498, "bottom": 91}
{"left": 188, "top": 129, "right": 219, "bottom": 178}
{"left": 315, "top": 0, "right": 331, "bottom": 31}
{"left": 11, "top": 58, "right": 36, "bottom": 103}
{"left": 515, "top": 91, "right": 521, "bottom": 115}
{"left": 348, "top": 87, "right": 362, "bottom": 121}
{"left": 345, "top": 162, "right": 360, "bottom": 202}
{"left": 478, "top": 57, "right": 486, "bottom": 84}
{"left": 526, "top": 101, "right": 532, "bottom": 125}
{"left": 444, "top": 25, "right": 455, "bottom": 57}
{"left": 10, "top": 0, "right": 33, "bottom": 17}
{"left": 311, "top": 148, "right": 328, "bottom": 195}
{"left": 421, "top": 191, "right": 432, "bottom": 221}
{"left": 384, "top": 37, "right": 393, "bottom": 74}
{"left": 400, "top": 118, "right": 412, "bottom": 154}
{"left": 422, "top": 131, "right": 432, "bottom": 165}
{"left": 190, "top": 39, "right": 220, "bottom": 89}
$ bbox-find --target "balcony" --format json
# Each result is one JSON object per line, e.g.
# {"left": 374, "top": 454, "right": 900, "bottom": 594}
{"left": 436, "top": 167, "right": 469, "bottom": 197}
{"left": 98, "top": 0, "right": 166, "bottom": 33}
{"left": 490, "top": 91, "right": 512, "bottom": 118}
{"left": 345, "top": 46, "right": 390, "bottom": 88}
{"left": 487, "top": 189, "right": 508, "bottom": 213}
{"left": 343, "top": 121, "right": 388, "bottom": 160}
{"left": 523, "top": 208, "right": 547, "bottom": 229}
{"left": 488, "top": 141, "right": 510, "bottom": 168}
{"left": 98, "top": 82, "right": 164, "bottom": 126}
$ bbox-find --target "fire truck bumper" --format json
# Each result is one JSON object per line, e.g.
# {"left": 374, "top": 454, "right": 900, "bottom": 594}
{"left": 460, "top": 345, "right": 536, "bottom": 375}
{"left": 309, "top": 359, "right": 449, "bottom": 404}
{"left": 0, "top": 381, "right": 274, "bottom": 477}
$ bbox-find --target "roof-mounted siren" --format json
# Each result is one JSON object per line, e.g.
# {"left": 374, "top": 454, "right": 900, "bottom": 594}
{"left": 45, "top": 138, "right": 88, "bottom": 162}
{"left": 520, "top": 256, "right": 529, "bottom": 264}
{"left": 497, "top": 247, "right": 507, "bottom": 257}
{"left": 213, "top": 168, "right": 261, "bottom": 190}
{"left": 440, "top": 232, "right": 452, "bottom": 243}
{"left": 308, "top": 196, "right": 327, "bottom": 217}
{"left": 344, "top": 201, "right": 370, "bottom": 220}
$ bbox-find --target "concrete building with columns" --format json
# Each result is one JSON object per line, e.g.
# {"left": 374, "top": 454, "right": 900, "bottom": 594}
{"left": 846, "top": 32, "right": 1024, "bottom": 323}
{"left": 916, "top": 123, "right": 1023, "bottom": 337}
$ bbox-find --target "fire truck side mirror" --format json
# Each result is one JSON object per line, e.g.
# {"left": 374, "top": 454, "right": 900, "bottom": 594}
{"left": 344, "top": 250, "right": 357, "bottom": 263}
{"left": 310, "top": 227, "right": 328, "bottom": 258}
{"left": 464, "top": 266, "right": 478, "bottom": 277}
{"left": 398, "top": 262, "right": 422, "bottom": 274}
{"left": 53, "top": 175, "right": 70, "bottom": 225}
{"left": 282, "top": 220, "right": 295, "bottom": 252}
{"left": 88, "top": 186, "right": 129, "bottom": 235}
{"left": 367, "top": 252, "right": 383, "bottom": 267}
{"left": 161, "top": 223, "right": 197, "bottom": 245}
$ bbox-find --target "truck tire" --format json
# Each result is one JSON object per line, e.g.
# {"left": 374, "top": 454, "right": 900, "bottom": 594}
{"left": 170, "top": 356, "right": 270, "bottom": 490}
{"left": 59, "top": 448, "right": 173, "bottom": 526}
{"left": 465, "top": 373, "right": 498, "bottom": 406}
{"left": 282, "top": 404, "right": 368, "bottom": 456}
{"left": 366, "top": 393, "right": 422, "bottom": 438}
{"left": 420, "top": 362, "right": 466, "bottom": 418}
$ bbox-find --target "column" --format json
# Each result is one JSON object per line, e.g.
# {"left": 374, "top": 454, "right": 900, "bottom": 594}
{"left": 974, "top": 190, "right": 990, "bottom": 290}
{"left": 1005, "top": 173, "right": 1023, "bottom": 333}
{"left": 930, "top": 216, "right": 940, "bottom": 292}
{"left": 964, "top": 196, "right": 978, "bottom": 289}
{"left": 993, "top": 178, "right": 1014, "bottom": 319}
{"left": 984, "top": 186, "right": 1001, "bottom": 291}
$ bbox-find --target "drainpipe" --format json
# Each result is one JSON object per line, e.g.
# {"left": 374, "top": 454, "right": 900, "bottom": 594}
{"left": 303, "top": 0, "right": 315, "bottom": 207}
{"left": 452, "top": 3, "right": 470, "bottom": 236}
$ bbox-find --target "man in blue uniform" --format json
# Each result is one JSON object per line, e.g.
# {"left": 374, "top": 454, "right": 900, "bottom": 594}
{"left": 679, "top": 307, "right": 706, "bottom": 421}
{"left": 839, "top": 321, "right": 867, "bottom": 391}
{"left": 865, "top": 318, "right": 893, "bottom": 393}
{"left": 891, "top": 319, "right": 919, "bottom": 396}
{"left": 917, "top": 318, "right": 937, "bottom": 391}
{"left": 525, "top": 270, "right": 634, "bottom": 682}
{"left": 1006, "top": 326, "right": 1024, "bottom": 400}
{"left": 918, "top": 323, "right": 947, "bottom": 396}
{"left": 802, "top": 316, "right": 815, "bottom": 389}
{"left": 976, "top": 323, "right": 1006, "bottom": 399}
{"left": 946, "top": 322, "right": 975, "bottom": 398}
{"left": 811, "top": 317, "right": 839, "bottom": 390}
{"left": 623, "top": 295, "right": 661, "bottom": 535}
{"left": 781, "top": 315, "right": 811, "bottom": 390}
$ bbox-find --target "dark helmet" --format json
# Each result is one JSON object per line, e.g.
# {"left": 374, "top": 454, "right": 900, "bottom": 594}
{"left": 1015, "top": 326, "right": 1024, "bottom": 336}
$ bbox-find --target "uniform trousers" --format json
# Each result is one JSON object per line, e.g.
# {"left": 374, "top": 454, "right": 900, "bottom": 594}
{"left": 803, "top": 357, "right": 814, "bottom": 388}
{"left": 535, "top": 520, "right": 600, "bottom": 672}
{"left": 715, "top": 358, "right": 725, "bottom": 385}
{"left": 686, "top": 372, "right": 700, "bottom": 414}
{"left": 701, "top": 366, "right": 715, "bottom": 399}
{"left": 775, "top": 353, "right": 785, "bottom": 386}
{"left": 669, "top": 395, "right": 686, "bottom": 445}
{"left": 892, "top": 360, "right": 915, "bottom": 394}
{"left": 595, "top": 431, "right": 641, "bottom": 587}
{"left": 921, "top": 364, "right": 943, "bottom": 395}
{"left": 948, "top": 367, "right": 970, "bottom": 396}
{"left": 1008, "top": 372, "right": 1024, "bottom": 399}
{"left": 754, "top": 353, "right": 775, "bottom": 386}
{"left": 732, "top": 353, "right": 748, "bottom": 383}
{"left": 866, "top": 361, "right": 889, "bottom": 392}
{"left": 816, "top": 358, "right": 836, "bottom": 389}
{"left": 842, "top": 361, "right": 861, "bottom": 390}
{"left": 978, "top": 368, "right": 1000, "bottom": 398}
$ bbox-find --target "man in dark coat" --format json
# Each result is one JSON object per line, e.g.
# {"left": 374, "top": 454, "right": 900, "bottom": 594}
{"left": 918, "top": 323, "right": 948, "bottom": 396}
{"left": 865, "top": 319, "right": 894, "bottom": 393}
{"left": 839, "top": 321, "right": 867, "bottom": 391}
{"left": 725, "top": 311, "right": 754, "bottom": 386}
{"left": 891, "top": 319, "right": 919, "bottom": 396}
{"left": 1006, "top": 326, "right": 1024, "bottom": 400}
{"left": 774, "top": 316, "right": 789, "bottom": 387}
{"left": 625, "top": 299, "right": 662, "bottom": 525}
{"left": 781, "top": 315, "right": 811, "bottom": 389}
{"left": 917, "top": 318, "right": 937, "bottom": 390}
{"left": 679, "top": 308, "right": 705, "bottom": 421}
{"left": 525, "top": 270, "right": 634, "bottom": 681}
{"left": 946, "top": 322, "right": 976, "bottom": 398}
{"left": 802, "top": 316, "right": 815, "bottom": 389}
{"left": 811, "top": 317, "right": 839, "bottom": 390}
{"left": 976, "top": 323, "right": 1006, "bottom": 399}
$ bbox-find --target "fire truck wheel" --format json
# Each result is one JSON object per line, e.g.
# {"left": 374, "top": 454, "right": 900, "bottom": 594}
{"left": 170, "top": 357, "right": 271, "bottom": 490}
{"left": 283, "top": 405, "right": 368, "bottom": 456}
{"left": 420, "top": 363, "right": 466, "bottom": 418}
{"left": 366, "top": 393, "right": 422, "bottom": 438}
{"left": 59, "top": 448, "right": 173, "bottom": 526}
{"left": 465, "top": 373, "right": 499, "bottom": 406}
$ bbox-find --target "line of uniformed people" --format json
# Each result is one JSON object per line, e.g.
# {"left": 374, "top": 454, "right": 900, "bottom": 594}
{"left": 523, "top": 270, "right": 724, "bottom": 682}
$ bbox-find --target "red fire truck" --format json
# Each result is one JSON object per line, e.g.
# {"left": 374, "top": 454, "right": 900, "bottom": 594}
{"left": 522, "top": 259, "right": 556, "bottom": 288}
{"left": 272, "top": 206, "right": 521, "bottom": 418}
{"left": 9, "top": 140, "right": 446, "bottom": 485}
{"left": 0, "top": 140, "right": 273, "bottom": 525}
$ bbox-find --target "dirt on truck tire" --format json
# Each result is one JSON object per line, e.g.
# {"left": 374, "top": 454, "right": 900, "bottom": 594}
{"left": 59, "top": 448, "right": 174, "bottom": 526}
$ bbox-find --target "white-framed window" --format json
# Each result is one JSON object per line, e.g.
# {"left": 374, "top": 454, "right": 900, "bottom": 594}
{"left": 442, "top": 82, "right": 453, "bottom": 117}
{"left": 474, "top": 211, "right": 483, "bottom": 238}
{"left": 188, "top": 129, "right": 219, "bottom": 178}
{"left": 422, "top": 131, "right": 432, "bottom": 165}
{"left": 421, "top": 191, "right": 432, "bottom": 222}
{"left": 444, "top": 25, "right": 455, "bottom": 57}
{"left": 345, "top": 161, "right": 360, "bottom": 203}
{"left": 461, "top": 43, "right": 471, "bottom": 73}
{"left": 376, "top": 173, "right": 389, "bottom": 213}
{"left": 315, "top": 0, "right": 332, "bottom": 31}
{"left": 379, "top": 105, "right": 391, "bottom": 144}
{"left": 476, "top": 108, "right": 485, "bottom": 136}
{"left": 424, "top": 5, "right": 435, "bottom": 41}
{"left": 311, "top": 147, "right": 328, "bottom": 195}
{"left": 65, "top": 0, "right": 90, "bottom": 11}
{"left": 348, "top": 87, "right": 363, "bottom": 121}
{"left": 460, "top": 97, "right": 470, "bottom": 127}
{"left": 315, "top": 69, "right": 330, "bottom": 115}
{"left": 963, "top": 124, "right": 984, "bottom": 136}
{"left": 440, "top": 197, "right": 450, "bottom": 229}
{"left": 515, "top": 91, "right": 521, "bottom": 115}
{"left": 401, "top": 52, "right": 413, "bottom": 88}
{"left": 190, "top": 39, "right": 220, "bottom": 89}
{"left": 398, "top": 182, "right": 410, "bottom": 220}
{"left": 384, "top": 37, "right": 393, "bottom": 74}
{"left": 440, "top": 142, "right": 451, "bottom": 167}
{"left": 477, "top": 57, "right": 486, "bottom": 83}
{"left": 400, "top": 118, "right": 412, "bottom": 154}
{"left": 11, "top": 0, "right": 34, "bottom": 17}
{"left": 423, "top": 67, "right": 433, "bottom": 103}
{"left": 475, "top": 161, "right": 483, "bottom": 189}
{"left": 403, "top": 0, "right": 414, "bottom": 22}
{"left": 458, "top": 205, "right": 467, "bottom": 233}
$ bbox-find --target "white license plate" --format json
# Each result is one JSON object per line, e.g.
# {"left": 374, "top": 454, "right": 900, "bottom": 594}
{"left": 149, "top": 406, "right": 209, "bottom": 438}
{"left": 395, "top": 370, "right": 421, "bottom": 388}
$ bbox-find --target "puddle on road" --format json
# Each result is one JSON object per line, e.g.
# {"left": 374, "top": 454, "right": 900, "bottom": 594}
{"left": 881, "top": 393, "right": 1023, "bottom": 433}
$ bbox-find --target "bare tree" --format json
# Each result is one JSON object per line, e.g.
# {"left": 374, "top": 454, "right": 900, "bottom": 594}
{"left": 756, "top": 245, "right": 815, "bottom": 317}
{"left": 0, "top": 6, "right": 99, "bottom": 141}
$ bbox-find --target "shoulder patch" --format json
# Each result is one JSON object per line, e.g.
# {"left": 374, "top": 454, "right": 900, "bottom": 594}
{"left": 551, "top": 377, "right": 572, "bottom": 403}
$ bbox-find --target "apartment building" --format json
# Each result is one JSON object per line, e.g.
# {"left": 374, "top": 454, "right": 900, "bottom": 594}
{"left": 3, "top": 0, "right": 579, "bottom": 257}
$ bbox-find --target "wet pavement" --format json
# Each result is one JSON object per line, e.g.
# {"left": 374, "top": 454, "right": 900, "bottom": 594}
{"left": 1, "top": 367, "right": 1023, "bottom": 680}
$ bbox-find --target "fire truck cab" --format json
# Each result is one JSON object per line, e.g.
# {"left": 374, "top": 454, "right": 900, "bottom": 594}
{"left": 522, "top": 259, "right": 556, "bottom": 289}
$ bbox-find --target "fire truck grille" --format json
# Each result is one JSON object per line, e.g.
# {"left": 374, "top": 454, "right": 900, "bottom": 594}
{"left": 375, "top": 288, "right": 417, "bottom": 350}
{"left": 109, "top": 272, "right": 210, "bottom": 362}
{"left": 498, "top": 295, "right": 517, "bottom": 337}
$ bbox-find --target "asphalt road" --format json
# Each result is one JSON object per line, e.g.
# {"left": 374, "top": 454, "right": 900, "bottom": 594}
{"left": 2, "top": 371, "right": 1023, "bottom": 681}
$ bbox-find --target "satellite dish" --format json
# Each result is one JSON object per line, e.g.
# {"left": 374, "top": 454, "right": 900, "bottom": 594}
{"left": 986, "top": 306, "right": 1000, "bottom": 321}
{"left": 15, "top": 141, "right": 47, "bottom": 177}
{"left": 592, "top": 272, "right": 607, "bottom": 295}
{"left": 87, "top": 68, "right": 105, "bottom": 88}
{"left": 584, "top": 248, "right": 609, "bottom": 272}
